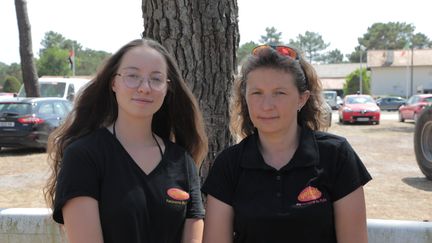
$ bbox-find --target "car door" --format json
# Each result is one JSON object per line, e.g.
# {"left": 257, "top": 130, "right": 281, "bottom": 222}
{"left": 403, "top": 96, "right": 419, "bottom": 119}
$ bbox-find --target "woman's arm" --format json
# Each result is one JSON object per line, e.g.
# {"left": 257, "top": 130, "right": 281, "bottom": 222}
{"left": 62, "top": 196, "right": 104, "bottom": 243}
{"left": 202, "top": 195, "right": 234, "bottom": 243}
{"left": 334, "top": 187, "right": 368, "bottom": 243}
{"left": 182, "top": 218, "right": 204, "bottom": 243}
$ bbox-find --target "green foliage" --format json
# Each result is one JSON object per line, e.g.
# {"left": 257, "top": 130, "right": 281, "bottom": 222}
{"left": 37, "top": 47, "right": 71, "bottom": 76}
{"left": 259, "top": 27, "right": 283, "bottom": 45}
{"left": 237, "top": 41, "right": 258, "bottom": 65}
{"left": 0, "top": 62, "right": 22, "bottom": 85}
{"left": 317, "top": 49, "right": 344, "bottom": 64}
{"left": 288, "top": 31, "right": 330, "bottom": 63}
{"left": 344, "top": 68, "right": 370, "bottom": 95}
{"left": 38, "top": 31, "right": 110, "bottom": 76}
{"left": 40, "top": 31, "right": 83, "bottom": 52}
{"left": 2, "top": 76, "right": 21, "bottom": 93}
{"left": 347, "top": 22, "right": 432, "bottom": 62}
{"left": 75, "top": 49, "right": 111, "bottom": 76}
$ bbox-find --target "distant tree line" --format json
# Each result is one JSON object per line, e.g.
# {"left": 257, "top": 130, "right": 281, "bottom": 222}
{"left": 0, "top": 31, "right": 111, "bottom": 93}
{"left": 238, "top": 22, "right": 432, "bottom": 65}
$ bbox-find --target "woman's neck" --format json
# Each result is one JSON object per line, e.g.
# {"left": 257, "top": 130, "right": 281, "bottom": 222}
{"left": 112, "top": 116, "right": 155, "bottom": 146}
{"left": 258, "top": 125, "right": 301, "bottom": 170}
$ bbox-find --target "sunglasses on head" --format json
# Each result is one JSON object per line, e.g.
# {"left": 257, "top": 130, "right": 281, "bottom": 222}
{"left": 252, "top": 45, "right": 299, "bottom": 60}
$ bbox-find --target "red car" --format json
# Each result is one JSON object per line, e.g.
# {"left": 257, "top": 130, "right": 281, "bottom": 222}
{"left": 338, "top": 94, "right": 381, "bottom": 125}
{"left": 398, "top": 94, "right": 432, "bottom": 122}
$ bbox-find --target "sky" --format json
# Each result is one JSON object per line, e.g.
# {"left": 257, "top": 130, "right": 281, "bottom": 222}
{"left": 1, "top": 0, "right": 432, "bottom": 65}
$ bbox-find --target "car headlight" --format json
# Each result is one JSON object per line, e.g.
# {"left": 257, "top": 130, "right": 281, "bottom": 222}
{"left": 343, "top": 107, "right": 352, "bottom": 112}
{"left": 369, "top": 107, "right": 380, "bottom": 112}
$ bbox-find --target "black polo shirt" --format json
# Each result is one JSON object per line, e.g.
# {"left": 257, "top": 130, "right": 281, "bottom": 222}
{"left": 53, "top": 128, "right": 205, "bottom": 243}
{"left": 202, "top": 128, "right": 371, "bottom": 243}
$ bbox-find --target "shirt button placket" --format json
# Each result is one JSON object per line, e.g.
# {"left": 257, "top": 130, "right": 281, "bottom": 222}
{"left": 276, "top": 174, "right": 282, "bottom": 198}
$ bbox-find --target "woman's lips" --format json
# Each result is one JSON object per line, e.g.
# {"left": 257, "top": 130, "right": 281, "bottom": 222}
{"left": 132, "top": 97, "right": 153, "bottom": 104}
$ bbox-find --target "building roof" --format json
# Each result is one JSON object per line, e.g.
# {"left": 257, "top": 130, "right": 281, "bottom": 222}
{"left": 320, "top": 78, "right": 345, "bottom": 90}
{"left": 367, "top": 49, "right": 432, "bottom": 67}
{"left": 313, "top": 63, "right": 360, "bottom": 78}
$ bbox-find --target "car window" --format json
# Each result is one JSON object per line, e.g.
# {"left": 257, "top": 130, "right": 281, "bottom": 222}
{"left": 346, "top": 96, "right": 374, "bottom": 104}
{"left": 40, "top": 83, "right": 66, "bottom": 98}
{"left": 0, "top": 103, "right": 31, "bottom": 115}
{"left": 38, "top": 103, "right": 54, "bottom": 115}
{"left": 53, "top": 102, "right": 68, "bottom": 116}
{"left": 424, "top": 97, "right": 432, "bottom": 102}
{"left": 407, "top": 96, "right": 415, "bottom": 104}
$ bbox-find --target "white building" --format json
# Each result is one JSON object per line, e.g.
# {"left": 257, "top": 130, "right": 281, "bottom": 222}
{"left": 367, "top": 49, "right": 432, "bottom": 98}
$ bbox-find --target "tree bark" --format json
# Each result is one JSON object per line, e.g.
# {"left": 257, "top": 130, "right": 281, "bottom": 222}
{"left": 15, "top": 0, "right": 39, "bottom": 97}
{"left": 142, "top": 0, "right": 239, "bottom": 178}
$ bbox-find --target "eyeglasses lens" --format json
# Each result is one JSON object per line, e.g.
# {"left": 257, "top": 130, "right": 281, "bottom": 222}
{"left": 120, "top": 74, "right": 167, "bottom": 90}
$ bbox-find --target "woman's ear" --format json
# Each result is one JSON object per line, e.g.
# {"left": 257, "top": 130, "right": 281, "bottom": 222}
{"left": 299, "top": 90, "right": 311, "bottom": 108}
{"left": 111, "top": 78, "right": 117, "bottom": 93}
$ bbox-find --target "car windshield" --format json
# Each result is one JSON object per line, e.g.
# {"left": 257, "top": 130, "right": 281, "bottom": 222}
{"left": 346, "top": 96, "right": 374, "bottom": 104}
{"left": 18, "top": 82, "right": 66, "bottom": 98}
{"left": 0, "top": 103, "right": 32, "bottom": 116}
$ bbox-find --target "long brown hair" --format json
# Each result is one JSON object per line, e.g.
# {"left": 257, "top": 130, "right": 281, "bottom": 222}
{"left": 230, "top": 46, "right": 327, "bottom": 140}
{"left": 44, "top": 38, "right": 208, "bottom": 208}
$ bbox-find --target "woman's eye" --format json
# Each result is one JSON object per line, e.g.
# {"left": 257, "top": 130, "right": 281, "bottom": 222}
{"left": 126, "top": 74, "right": 140, "bottom": 79}
{"left": 150, "top": 78, "right": 162, "bottom": 83}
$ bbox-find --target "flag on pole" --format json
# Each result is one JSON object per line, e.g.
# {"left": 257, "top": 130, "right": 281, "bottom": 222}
{"left": 68, "top": 49, "right": 75, "bottom": 69}
{"left": 400, "top": 43, "right": 410, "bottom": 56}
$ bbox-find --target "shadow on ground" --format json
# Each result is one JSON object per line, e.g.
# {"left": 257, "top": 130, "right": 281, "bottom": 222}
{"left": 0, "top": 148, "right": 46, "bottom": 157}
{"left": 402, "top": 177, "right": 432, "bottom": 191}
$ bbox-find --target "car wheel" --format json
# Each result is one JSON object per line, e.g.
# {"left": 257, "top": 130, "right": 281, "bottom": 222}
{"left": 398, "top": 111, "right": 405, "bottom": 122}
{"left": 414, "top": 108, "right": 432, "bottom": 180}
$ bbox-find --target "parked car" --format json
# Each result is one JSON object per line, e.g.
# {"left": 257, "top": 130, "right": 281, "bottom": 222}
{"left": 338, "top": 94, "right": 380, "bottom": 125}
{"left": 323, "top": 90, "right": 338, "bottom": 110}
{"left": 0, "top": 97, "right": 72, "bottom": 149}
{"left": 0, "top": 92, "right": 16, "bottom": 101}
{"left": 17, "top": 76, "right": 91, "bottom": 102}
{"left": 376, "top": 96, "right": 406, "bottom": 111}
{"left": 414, "top": 104, "right": 432, "bottom": 180}
{"left": 398, "top": 94, "right": 432, "bottom": 122}
{"left": 336, "top": 96, "right": 343, "bottom": 107}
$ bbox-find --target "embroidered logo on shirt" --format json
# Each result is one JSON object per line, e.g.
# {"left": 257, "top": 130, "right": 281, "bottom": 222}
{"left": 167, "top": 188, "right": 190, "bottom": 201}
{"left": 297, "top": 186, "right": 322, "bottom": 202}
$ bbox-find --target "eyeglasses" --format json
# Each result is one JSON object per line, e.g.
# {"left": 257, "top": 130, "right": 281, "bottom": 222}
{"left": 116, "top": 73, "right": 169, "bottom": 91}
{"left": 252, "top": 45, "right": 299, "bottom": 60}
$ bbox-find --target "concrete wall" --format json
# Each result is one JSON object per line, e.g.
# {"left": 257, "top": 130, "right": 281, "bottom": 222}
{"left": 0, "top": 208, "right": 67, "bottom": 243}
{"left": 1, "top": 208, "right": 432, "bottom": 242}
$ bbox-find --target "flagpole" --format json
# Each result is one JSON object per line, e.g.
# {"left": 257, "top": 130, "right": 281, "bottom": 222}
{"left": 72, "top": 43, "right": 75, "bottom": 77}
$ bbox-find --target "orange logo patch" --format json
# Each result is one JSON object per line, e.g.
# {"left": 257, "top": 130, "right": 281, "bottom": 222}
{"left": 167, "top": 188, "right": 190, "bottom": 201}
{"left": 297, "top": 186, "right": 322, "bottom": 202}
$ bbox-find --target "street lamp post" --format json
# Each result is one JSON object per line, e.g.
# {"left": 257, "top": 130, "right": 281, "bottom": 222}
{"left": 359, "top": 46, "right": 366, "bottom": 94}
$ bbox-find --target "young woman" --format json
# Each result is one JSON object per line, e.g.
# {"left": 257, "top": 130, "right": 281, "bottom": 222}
{"left": 202, "top": 45, "right": 371, "bottom": 243}
{"left": 45, "top": 38, "right": 208, "bottom": 243}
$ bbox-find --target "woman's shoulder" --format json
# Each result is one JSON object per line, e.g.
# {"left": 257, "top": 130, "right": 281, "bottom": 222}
{"left": 66, "top": 127, "right": 113, "bottom": 152}
{"left": 313, "top": 130, "right": 349, "bottom": 148}
{"left": 213, "top": 135, "right": 255, "bottom": 165}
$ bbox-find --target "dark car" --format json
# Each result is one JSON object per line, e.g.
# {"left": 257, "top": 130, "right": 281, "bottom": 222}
{"left": 376, "top": 96, "right": 406, "bottom": 111}
{"left": 0, "top": 97, "right": 72, "bottom": 149}
{"left": 338, "top": 94, "right": 381, "bottom": 125}
{"left": 398, "top": 94, "right": 432, "bottom": 122}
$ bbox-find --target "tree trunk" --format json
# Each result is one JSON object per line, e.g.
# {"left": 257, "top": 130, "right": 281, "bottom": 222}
{"left": 142, "top": 0, "right": 239, "bottom": 179}
{"left": 15, "top": 0, "right": 39, "bottom": 97}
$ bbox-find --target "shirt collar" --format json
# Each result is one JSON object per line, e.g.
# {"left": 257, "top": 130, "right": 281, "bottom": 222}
{"left": 239, "top": 127, "right": 320, "bottom": 171}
